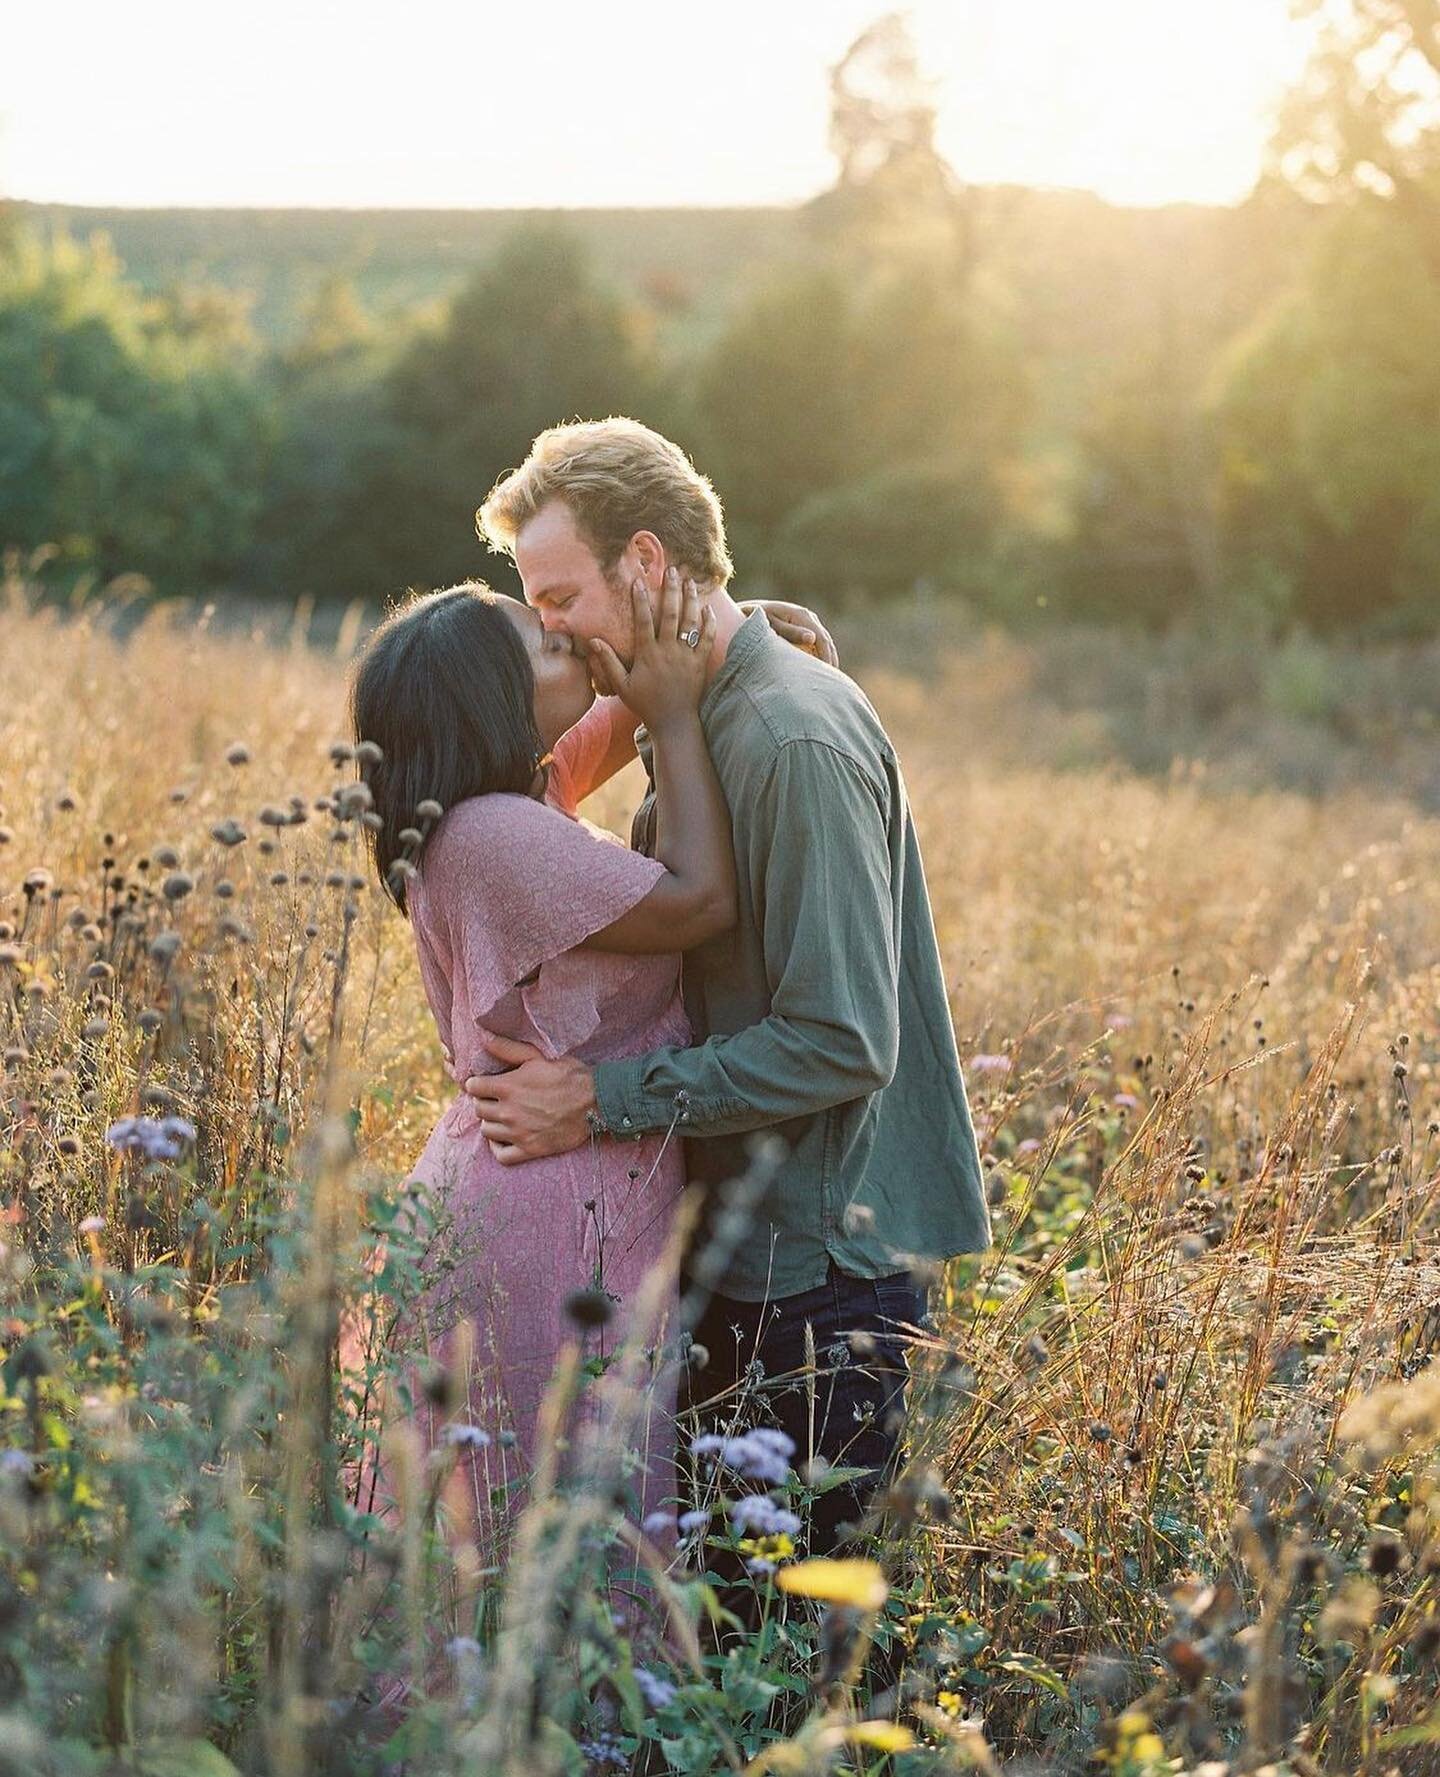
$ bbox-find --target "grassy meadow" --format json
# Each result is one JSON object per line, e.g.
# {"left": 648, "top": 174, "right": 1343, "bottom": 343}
{"left": 3, "top": 571, "right": 1440, "bottom": 1776}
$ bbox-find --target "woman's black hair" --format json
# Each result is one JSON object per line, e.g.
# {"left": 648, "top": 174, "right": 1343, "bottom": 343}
{"left": 348, "top": 582, "right": 542, "bottom": 912}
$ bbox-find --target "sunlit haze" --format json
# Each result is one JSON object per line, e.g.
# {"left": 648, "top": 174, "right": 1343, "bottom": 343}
{"left": 5, "top": 0, "right": 1309, "bottom": 211}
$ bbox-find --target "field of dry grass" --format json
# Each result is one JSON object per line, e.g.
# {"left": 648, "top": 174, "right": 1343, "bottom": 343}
{"left": 3, "top": 577, "right": 1440, "bottom": 1775}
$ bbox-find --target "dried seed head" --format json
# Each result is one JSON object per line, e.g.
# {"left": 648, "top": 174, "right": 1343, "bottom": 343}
{"left": 213, "top": 880, "right": 234, "bottom": 899}
{"left": 162, "top": 872, "right": 195, "bottom": 902}
{"left": 81, "top": 1017, "right": 110, "bottom": 1040}
{"left": 84, "top": 961, "right": 113, "bottom": 982}
{"left": 416, "top": 799, "right": 443, "bottom": 822}
{"left": 258, "top": 805, "right": 289, "bottom": 828}
{"left": 23, "top": 869, "right": 52, "bottom": 898}
{"left": 269, "top": 872, "right": 288, "bottom": 887}
{"left": 564, "top": 1288, "right": 615, "bottom": 1329}
{"left": 148, "top": 931, "right": 182, "bottom": 964}
{"left": 210, "top": 819, "right": 247, "bottom": 848}
{"left": 0, "top": 827, "right": 11, "bottom": 845}
{"left": 225, "top": 743, "right": 251, "bottom": 766}
{"left": 398, "top": 827, "right": 423, "bottom": 848}
{"left": 337, "top": 783, "right": 373, "bottom": 817}
{"left": 354, "top": 740, "right": 383, "bottom": 765}
{"left": 153, "top": 846, "right": 180, "bottom": 869}
{"left": 56, "top": 790, "right": 76, "bottom": 812}
{"left": 328, "top": 741, "right": 354, "bottom": 766}
{"left": 361, "top": 810, "right": 383, "bottom": 832}
{"left": 137, "top": 1009, "right": 162, "bottom": 1035}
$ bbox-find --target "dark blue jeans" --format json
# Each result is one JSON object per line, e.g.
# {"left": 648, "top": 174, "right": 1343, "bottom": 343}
{"left": 678, "top": 1259, "right": 928, "bottom": 1585}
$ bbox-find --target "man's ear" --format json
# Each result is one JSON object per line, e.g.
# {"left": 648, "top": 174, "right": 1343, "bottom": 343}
{"left": 630, "top": 531, "right": 667, "bottom": 590}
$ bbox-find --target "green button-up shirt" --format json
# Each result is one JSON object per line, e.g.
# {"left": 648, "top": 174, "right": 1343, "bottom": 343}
{"left": 593, "top": 610, "right": 990, "bottom": 1302}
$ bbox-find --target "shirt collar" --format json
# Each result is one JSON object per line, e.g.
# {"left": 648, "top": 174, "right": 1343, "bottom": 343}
{"left": 700, "top": 607, "right": 772, "bottom": 722}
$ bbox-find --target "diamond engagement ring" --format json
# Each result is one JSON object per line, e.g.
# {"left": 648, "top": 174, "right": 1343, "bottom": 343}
{"left": 681, "top": 626, "right": 702, "bottom": 648}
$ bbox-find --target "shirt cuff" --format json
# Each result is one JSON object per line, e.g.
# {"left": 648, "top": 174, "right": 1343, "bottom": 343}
{"left": 593, "top": 1056, "right": 651, "bottom": 1138}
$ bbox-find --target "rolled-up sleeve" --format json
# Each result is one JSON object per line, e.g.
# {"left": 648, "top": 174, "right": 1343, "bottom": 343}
{"left": 593, "top": 739, "right": 900, "bottom": 1137}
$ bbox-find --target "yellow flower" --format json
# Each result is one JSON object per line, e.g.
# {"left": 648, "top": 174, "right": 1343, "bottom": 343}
{"left": 847, "top": 1722, "right": 915, "bottom": 1752}
{"left": 737, "top": 1533, "right": 795, "bottom": 1567}
{"left": 775, "top": 1557, "right": 889, "bottom": 1611}
{"left": 936, "top": 1690, "right": 965, "bottom": 1718}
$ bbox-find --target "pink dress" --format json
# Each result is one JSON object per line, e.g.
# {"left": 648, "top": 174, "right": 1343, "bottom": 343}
{"left": 345, "top": 699, "right": 691, "bottom": 1560}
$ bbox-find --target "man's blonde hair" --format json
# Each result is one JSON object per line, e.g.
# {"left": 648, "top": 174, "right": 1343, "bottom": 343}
{"left": 477, "top": 417, "right": 734, "bottom": 588}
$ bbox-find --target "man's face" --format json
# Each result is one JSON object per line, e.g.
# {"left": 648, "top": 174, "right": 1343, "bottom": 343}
{"left": 514, "top": 499, "right": 638, "bottom": 673}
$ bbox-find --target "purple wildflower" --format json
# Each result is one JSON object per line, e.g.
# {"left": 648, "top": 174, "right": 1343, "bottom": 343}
{"left": 688, "top": 1427, "right": 795, "bottom": 1486}
{"left": 443, "top": 1423, "right": 491, "bottom": 1450}
{"left": 729, "top": 1495, "right": 803, "bottom": 1538}
{"left": 104, "top": 1115, "right": 197, "bottom": 1162}
{"left": 633, "top": 1668, "right": 678, "bottom": 1711}
{"left": 677, "top": 1509, "right": 712, "bottom": 1538}
{"left": 969, "top": 1053, "right": 1010, "bottom": 1075}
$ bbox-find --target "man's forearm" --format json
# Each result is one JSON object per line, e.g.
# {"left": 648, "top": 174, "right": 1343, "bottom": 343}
{"left": 593, "top": 1008, "right": 897, "bottom": 1141}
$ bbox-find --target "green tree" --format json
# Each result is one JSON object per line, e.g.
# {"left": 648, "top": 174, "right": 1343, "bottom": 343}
{"left": 0, "top": 226, "right": 269, "bottom": 589}
{"left": 281, "top": 225, "right": 656, "bottom": 602}
{"left": 1216, "top": 199, "right": 1440, "bottom": 630}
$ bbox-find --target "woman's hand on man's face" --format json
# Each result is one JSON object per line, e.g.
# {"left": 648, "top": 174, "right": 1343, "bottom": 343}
{"left": 587, "top": 567, "right": 715, "bottom": 729}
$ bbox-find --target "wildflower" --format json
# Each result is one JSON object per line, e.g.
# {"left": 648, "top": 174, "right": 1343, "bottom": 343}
{"left": 677, "top": 1509, "right": 712, "bottom": 1538}
{"left": 104, "top": 1115, "right": 196, "bottom": 1163}
{"left": 633, "top": 1668, "right": 677, "bottom": 1711}
{"left": 78, "top": 1215, "right": 105, "bottom": 1234}
{"left": 969, "top": 1052, "right": 1010, "bottom": 1075}
{"left": 936, "top": 1689, "right": 965, "bottom": 1718}
{"left": 445, "top": 1635, "right": 482, "bottom": 1661}
{"left": 849, "top": 1723, "right": 915, "bottom": 1752}
{"left": 776, "top": 1557, "right": 888, "bottom": 1611}
{"left": 689, "top": 1425, "right": 795, "bottom": 1485}
{"left": 579, "top": 1732, "right": 627, "bottom": 1768}
{"left": 0, "top": 1450, "right": 34, "bottom": 1478}
{"left": 739, "top": 1532, "right": 795, "bottom": 1574}
{"left": 729, "top": 1495, "right": 802, "bottom": 1538}
{"left": 1017, "top": 1137, "right": 1041, "bottom": 1154}
{"left": 442, "top": 1423, "right": 492, "bottom": 1451}
{"left": 641, "top": 1510, "right": 675, "bottom": 1538}
{"left": 1112, "top": 1093, "right": 1140, "bottom": 1109}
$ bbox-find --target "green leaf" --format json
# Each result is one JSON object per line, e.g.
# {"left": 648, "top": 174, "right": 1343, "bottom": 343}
{"left": 995, "top": 1652, "right": 1070, "bottom": 1702}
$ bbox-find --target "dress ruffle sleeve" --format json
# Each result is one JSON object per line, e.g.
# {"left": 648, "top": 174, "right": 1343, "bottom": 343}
{"left": 417, "top": 793, "right": 667, "bottom": 1059}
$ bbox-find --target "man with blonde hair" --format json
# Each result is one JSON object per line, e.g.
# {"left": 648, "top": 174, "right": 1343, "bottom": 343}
{"left": 466, "top": 416, "right": 990, "bottom": 1562}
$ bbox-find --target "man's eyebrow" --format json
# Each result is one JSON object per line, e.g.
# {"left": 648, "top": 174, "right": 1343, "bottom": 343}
{"left": 532, "top": 582, "right": 579, "bottom": 602}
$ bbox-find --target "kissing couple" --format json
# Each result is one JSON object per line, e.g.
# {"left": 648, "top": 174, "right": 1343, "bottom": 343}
{"left": 345, "top": 416, "right": 991, "bottom": 1602}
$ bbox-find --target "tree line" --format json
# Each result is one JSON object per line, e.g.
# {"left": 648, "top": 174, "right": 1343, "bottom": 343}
{"left": 3, "top": 6, "right": 1439, "bottom": 635}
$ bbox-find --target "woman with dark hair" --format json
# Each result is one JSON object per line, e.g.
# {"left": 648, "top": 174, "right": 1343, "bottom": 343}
{"left": 343, "top": 570, "right": 823, "bottom": 1570}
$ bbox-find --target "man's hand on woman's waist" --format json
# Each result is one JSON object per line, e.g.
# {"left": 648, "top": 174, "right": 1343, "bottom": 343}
{"left": 463, "top": 1035, "right": 598, "bottom": 1163}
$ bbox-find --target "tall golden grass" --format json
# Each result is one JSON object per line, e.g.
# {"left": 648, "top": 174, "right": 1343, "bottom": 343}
{"left": 2, "top": 569, "right": 1439, "bottom": 1776}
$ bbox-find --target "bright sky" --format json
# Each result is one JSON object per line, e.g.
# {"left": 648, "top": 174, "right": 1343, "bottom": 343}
{"left": 3, "top": 0, "right": 1311, "bottom": 211}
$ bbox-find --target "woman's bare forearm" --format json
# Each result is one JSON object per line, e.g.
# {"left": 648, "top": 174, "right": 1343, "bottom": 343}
{"left": 650, "top": 711, "right": 735, "bottom": 923}
{"left": 579, "top": 712, "right": 736, "bottom": 954}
